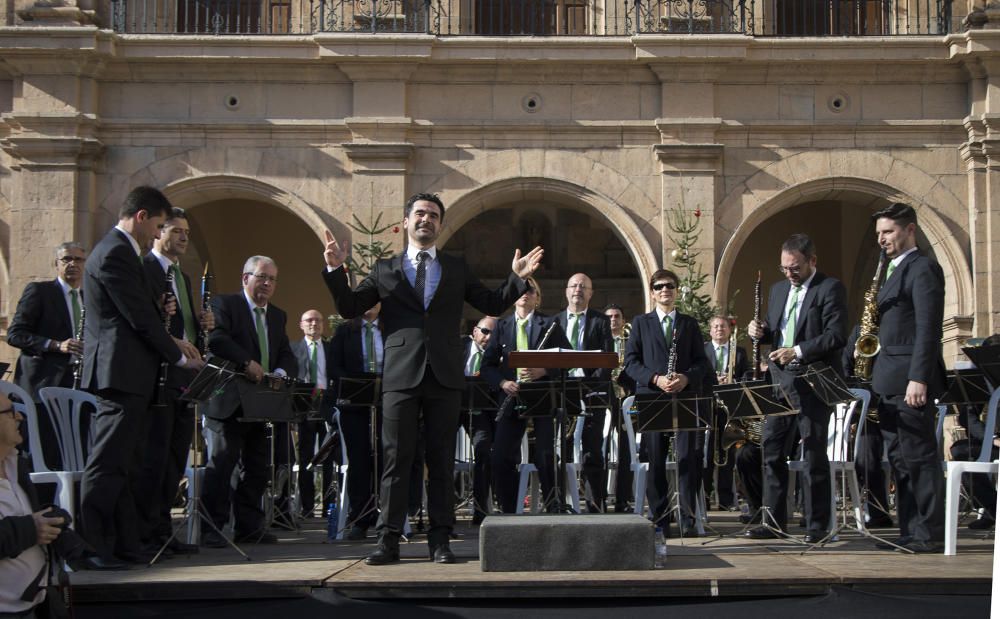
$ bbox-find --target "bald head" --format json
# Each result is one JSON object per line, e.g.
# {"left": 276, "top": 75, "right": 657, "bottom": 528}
{"left": 566, "top": 273, "right": 593, "bottom": 312}
{"left": 299, "top": 309, "right": 324, "bottom": 341}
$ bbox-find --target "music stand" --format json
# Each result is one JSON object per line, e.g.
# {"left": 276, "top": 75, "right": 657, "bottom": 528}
{"left": 151, "top": 360, "right": 249, "bottom": 564}
{"left": 334, "top": 375, "right": 382, "bottom": 538}
{"left": 457, "top": 377, "right": 496, "bottom": 520}
{"left": 964, "top": 345, "right": 1000, "bottom": 390}
{"left": 635, "top": 392, "right": 713, "bottom": 433}
{"left": 508, "top": 350, "right": 618, "bottom": 514}
{"left": 796, "top": 362, "right": 857, "bottom": 408}
{"left": 940, "top": 369, "right": 992, "bottom": 407}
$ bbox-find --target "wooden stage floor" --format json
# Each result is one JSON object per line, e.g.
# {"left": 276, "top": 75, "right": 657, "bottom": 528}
{"left": 68, "top": 511, "right": 994, "bottom": 604}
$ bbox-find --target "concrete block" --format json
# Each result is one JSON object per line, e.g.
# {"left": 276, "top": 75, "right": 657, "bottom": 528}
{"left": 479, "top": 514, "right": 654, "bottom": 572}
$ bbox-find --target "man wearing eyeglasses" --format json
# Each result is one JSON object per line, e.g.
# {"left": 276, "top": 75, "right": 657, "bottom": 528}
{"left": 624, "top": 269, "right": 709, "bottom": 536}
{"left": 7, "top": 242, "right": 88, "bottom": 470}
{"left": 555, "top": 273, "right": 614, "bottom": 513}
{"left": 459, "top": 316, "right": 497, "bottom": 525}
{"left": 202, "top": 256, "right": 297, "bottom": 548}
{"left": 746, "top": 233, "right": 847, "bottom": 543}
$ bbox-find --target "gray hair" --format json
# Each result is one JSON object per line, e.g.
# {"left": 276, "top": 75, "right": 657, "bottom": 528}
{"left": 242, "top": 255, "right": 277, "bottom": 276}
{"left": 55, "top": 242, "right": 86, "bottom": 259}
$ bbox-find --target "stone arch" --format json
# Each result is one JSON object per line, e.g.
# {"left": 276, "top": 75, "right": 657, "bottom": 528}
{"left": 715, "top": 176, "right": 973, "bottom": 320}
{"left": 437, "top": 176, "right": 659, "bottom": 295}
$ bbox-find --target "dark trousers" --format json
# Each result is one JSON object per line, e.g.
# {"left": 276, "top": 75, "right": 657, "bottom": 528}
{"left": 878, "top": 395, "right": 944, "bottom": 542}
{"left": 734, "top": 441, "right": 763, "bottom": 515}
{"left": 459, "top": 409, "right": 496, "bottom": 519}
{"left": 376, "top": 369, "right": 459, "bottom": 549}
{"left": 202, "top": 413, "right": 268, "bottom": 536}
{"left": 761, "top": 393, "right": 831, "bottom": 532}
{"left": 296, "top": 418, "right": 334, "bottom": 517}
{"left": 644, "top": 430, "right": 702, "bottom": 529}
{"left": 950, "top": 439, "right": 998, "bottom": 519}
{"left": 492, "top": 404, "right": 557, "bottom": 513}
{"left": 610, "top": 401, "right": 633, "bottom": 511}
{"left": 80, "top": 389, "right": 151, "bottom": 559}
{"left": 855, "top": 420, "right": 891, "bottom": 522}
{"left": 136, "top": 389, "right": 194, "bottom": 543}
{"left": 339, "top": 406, "right": 382, "bottom": 527}
{"left": 578, "top": 409, "right": 607, "bottom": 512}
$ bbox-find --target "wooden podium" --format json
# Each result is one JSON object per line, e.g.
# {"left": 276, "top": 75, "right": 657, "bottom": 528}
{"left": 508, "top": 350, "right": 618, "bottom": 370}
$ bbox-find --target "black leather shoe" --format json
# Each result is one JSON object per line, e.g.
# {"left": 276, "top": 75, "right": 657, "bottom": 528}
{"left": 899, "top": 540, "right": 940, "bottom": 554}
{"left": 431, "top": 544, "right": 456, "bottom": 564}
{"left": 365, "top": 543, "right": 400, "bottom": 565}
{"left": 874, "top": 536, "right": 912, "bottom": 550}
{"left": 201, "top": 530, "right": 229, "bottom": 549}
{"left": 744, "top": 526, "right": 780, "bottom": 540}
{"left": 74, "top": 555, "right": 130, "bottom": 571}
{"left": 804, "top": 531, "right": 827, "bottom": 544}
{"left": 345, "top": 526, "right": 368, "bottom": 541}
{"left": 968, "top": 517, "right": 995, "bottom": 531}
{"left": 235, "top": 530, "right": 278, "bottom": 544}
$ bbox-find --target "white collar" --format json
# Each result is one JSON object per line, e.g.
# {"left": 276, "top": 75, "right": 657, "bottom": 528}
{"left": 515, "top": 311, "right": 535, "bottom": 323}
{"left": 890, "top": 246, "right": 919, "bottom": 268}
{"left": 56, "top": 277, "right": 79, "bottom": 295}
{"left": 244, "top": 290, "right": 267, "bottom": 312}
{"left": 654, "top": 307, "right": 676, "bottom": 323}
{"left": 151, "top": 248, "right": 177, "bottom": 272}
{"left": 114, "top": 224, "right": 142, "bottom": 257}
{"left": 406, "top": 245, "right": 437, "bottom": 262}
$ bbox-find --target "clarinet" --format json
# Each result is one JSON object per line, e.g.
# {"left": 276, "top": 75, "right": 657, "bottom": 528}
{"left": 751, "top": 270, "right": 762, "bottom": 381}
{"left": 665, "top": 323, "right": 679, "bottom": 380}
{"left": 71, "top": 304, "right": 85, "bottom": 390}
{"left": 197, "top": 263, "right": 213, "bottom": 357}
{"left": 496, "top": 321, "right": 558, "bottom": 420}
{"left": 154, "top": 267, "right": 175, "bottom": 406}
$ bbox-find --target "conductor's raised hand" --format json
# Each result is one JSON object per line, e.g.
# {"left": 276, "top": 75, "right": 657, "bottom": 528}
{"left": 323, "top": 229, "right": 349, "bottom": 269}
{"left": 512, "top": 246, "right": 544, "bottom": 279}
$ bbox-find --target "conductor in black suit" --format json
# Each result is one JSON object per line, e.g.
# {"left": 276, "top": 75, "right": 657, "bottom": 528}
{"left": 555, "top": 273, "right": 615, "bottom": 513}
{"left": 80, "top": 186, "right": 204, "bottom": 568}
{"left": 624, "top": 269, "right": 709, "bottom": 535}
{"left": 322, "top": 193, "right": 543, "bottom": 565}
{"left": 202, "top": 255, "right": 297, "bottom": 548}
{"left": 6, "top": 241, "right": 87, "bottom": 468}
{"left": 870, "top": 203, "right": 947, "bottom": 552}
{"left": 704, "top": 315, "right": 749, "bottom": 510}
{"left": 137, "top": 208, "right": 214, "bottom": 553}
{"left": 746, "top": 234, "right": 847, "bottom": 543}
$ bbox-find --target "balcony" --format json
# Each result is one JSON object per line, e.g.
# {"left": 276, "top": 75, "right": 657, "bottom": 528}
{"left": 108, "top": 0, "right": 958, "bottom": 36}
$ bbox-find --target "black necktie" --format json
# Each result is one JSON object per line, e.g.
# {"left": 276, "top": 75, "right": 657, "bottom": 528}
{"left": 415, "top": 251, "right": 429, "bottom": 307}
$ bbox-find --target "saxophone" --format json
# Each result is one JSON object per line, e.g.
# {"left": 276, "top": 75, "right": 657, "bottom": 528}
{"left": 70, "top": 304, "right": 85, "bottom": 390}
{"left": 611, "top": 322, "right": 631, "bottom": 399}
{"left": 726, "top": 324, "right": 738, "bottom": 384}
{"left": 854, "top": 250, "right": 887, "bottom": 381}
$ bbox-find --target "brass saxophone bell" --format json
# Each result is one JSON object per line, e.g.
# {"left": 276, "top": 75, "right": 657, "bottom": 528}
{"left": 855, "top": 334, "right": 881, "bottom": 358}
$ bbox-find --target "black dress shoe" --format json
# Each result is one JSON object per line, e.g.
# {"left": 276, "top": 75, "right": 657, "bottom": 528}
{"left": 874, "top": 536, "right": 912, "bottom": 550}
{"left": 431, "top": 545, "right": 456, "bottom": 564}
{"left": 744, "top": 526, "right": 780, "bottom": 540}
{"left": 345, "top": 526, "right": 368, "bottom": 541}
{"left": 899, "top": 540, "right": 940, "bottom": 554}
{"left": 235, "top": 530, "right": 278, "bottom": 544}
{"left": 201, "top": 530, "right": 229, "bottom": 549}
{"left": 968, "top": 517, "right": 995, "bottom": 531}
{"left": 365, "top": 543, "right": 400, "bottom": 565}
{"left": 804, "top": 531, "right": 827, "bottom": 544}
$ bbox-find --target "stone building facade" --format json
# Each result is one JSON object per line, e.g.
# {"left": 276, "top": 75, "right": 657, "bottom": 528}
{"left": 1, "top": 0, "right": 998, "bottom": 365}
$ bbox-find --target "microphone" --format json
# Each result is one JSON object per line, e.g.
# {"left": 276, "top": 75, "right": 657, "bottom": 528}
{"left": 537, "top": 320, "right": 558, "bottom": 350}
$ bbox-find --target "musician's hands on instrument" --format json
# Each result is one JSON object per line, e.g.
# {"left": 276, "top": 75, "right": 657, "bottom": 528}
{"left": 501, "top": 380, "right": 520, "bottom": 396}
{"left": 520, "top": 367, "right": 546, "bottom": 381}
{"left": 32, "top": 510, "right": 65, "bottom": 546}
{"left": 162, "top": 294, "right": 177, "bottom": 316}
{"left": 198, "top": 309, "right": 215, "bottom": 331}
{"left": 904, "top": 380, "right": 928, "bottom": 409}
{"left": 323, "top": 229, "right": 349, "bottom": 269}
{"left": 747, "top": 319, "right": 765, "bottom": 340}
{"left": 664, "top": 373, "right": 689, "bottom": 393}
{"left": 245, "top": 360, "right": 265, "bottom": 383}
{"left": 57, "top": 338, "right": 83, "bottom": 355}
{"left": 181, "top": 357, "right": 206, "bottom": 371}
{"left": 716, "top": 372, "right": 731, "bottom": 385}
{"left": 512, "top": 246, "right": 544, "bottom": 279}
{"left": 769, "top": 347, "right": 797, "bottom": 366}
{"left": 173, "top": 337, "right": 202, "bottom": 360}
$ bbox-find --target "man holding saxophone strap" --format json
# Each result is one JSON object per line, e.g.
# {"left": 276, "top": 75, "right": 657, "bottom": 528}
{"left": 870, "top": 203, "right": 947, "bottom": 553}
{"left": 746, "top": 234, "right": 847, "bottom": 543}
{"left": 624, "top": 269, "right": 709, "bottom": 536}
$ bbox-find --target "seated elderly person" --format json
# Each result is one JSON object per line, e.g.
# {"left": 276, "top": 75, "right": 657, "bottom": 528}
{"left": 1, "top": 391, "right": 91, "bottom": 617}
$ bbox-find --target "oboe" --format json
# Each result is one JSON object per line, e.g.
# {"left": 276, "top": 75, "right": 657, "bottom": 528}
{"left": 70, "top": 304, "right": 85, "bottom": 390}
{"left": 751, "top": 270, "right": 762, "bottom": 381}
{"left": 197, "top": 262, "right": 213, "bottom": 357}
{"left": 154, "top": 267, "right": 175, "bottom": 406}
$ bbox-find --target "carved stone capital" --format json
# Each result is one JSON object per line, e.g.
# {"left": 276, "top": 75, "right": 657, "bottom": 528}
{"left": 653, "top": 143, "right": 723, "bottom": 174}
{"left": 341, "top": 141, "right": 414, "bottom": 174}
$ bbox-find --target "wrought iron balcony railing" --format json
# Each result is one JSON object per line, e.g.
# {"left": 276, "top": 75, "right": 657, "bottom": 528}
{"left": 109, "top": 0, "right": 956, "bottom": 37}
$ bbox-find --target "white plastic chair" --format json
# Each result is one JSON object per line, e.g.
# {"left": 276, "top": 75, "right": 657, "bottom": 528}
{"left": 331, "top": 408, "right": 352, "bottom": 539}
{"left": 32, "top": 386, "right": 96, "bottom": 528}
{"left": 944, "top": 387, "right": 1000, "bottom": 555}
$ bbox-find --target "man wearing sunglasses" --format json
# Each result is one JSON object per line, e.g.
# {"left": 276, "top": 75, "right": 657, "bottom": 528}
{"left": 7, "top": 242, "right": 88, "bottom": 470}
{"left": 624, "top": 269, "right": 709, "bottom": 536}
{"left": 746, "top": 233, "right": 847, "bottom": 544}
{"left": 460, "top": 316, "right": 497, "bottom": 525}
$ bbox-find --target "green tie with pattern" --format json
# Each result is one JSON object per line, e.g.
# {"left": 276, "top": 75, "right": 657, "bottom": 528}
{"left": 171, "top": 263, "right": 197, "bottom": 341}
{"left": 471, "top": 351, "right": 482, "bottom": 376}
{"left": 569, "top": 313, "right": 583, "bottom": 350}
{"left": 783, "top": 285, "right": 802, "bottom": 348}
{"left": 885, "top": 261, "right": 896, "bottom": 282}
{"left": 69, "top": 289, "right": 82, "bottom": 335}
{"left": 309, "top": 341, "right": 318, "bottom": 384}
{"left": 716, "top": 346, "right": 724, "bottom": 373}
{"left": 254, "top": 307, "right": 270, "bottom": 373}
{"left": 662, "top": 314, "right": 673, "bottom": 346}
{"left": 516, "top": 318, "right": 529, "bottom": 351}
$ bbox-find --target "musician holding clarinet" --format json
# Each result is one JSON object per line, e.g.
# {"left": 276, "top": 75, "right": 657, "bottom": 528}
{"left": 624, "top": 268, "right": 709, "bottom": 537}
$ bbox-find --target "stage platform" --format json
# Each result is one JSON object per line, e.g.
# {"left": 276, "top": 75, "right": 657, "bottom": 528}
{"left": 68, "top": 510, "right": 993, "bottom": 608}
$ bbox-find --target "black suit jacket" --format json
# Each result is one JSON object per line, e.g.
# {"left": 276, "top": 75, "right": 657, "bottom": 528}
{"left": 142, "top": 254, "right": 198, "bottom": 389}
{"left": 761, "top": 272, "right": 847, "bottom": 396}
{"left": 480, "top": 312, "right": 570, "bottom": 391}
{"left": 204, "top": 292, "right": 297, "bottom": 420}
{"left": 82, "top": 228, "right": 181, "bottom": 396}
{"left": 555, "top": 308, "right": 614, "bottom": 380}
{"left": 322, "top": 253, "right": 528, "bottom": 392}
{"left": 292, "top": 336, "right": 337, "bottom": 416}
{"left": 624, "top": 310, "right": 708, "bottom": 396}
{"left": 6, "top": 280, "right": 77, "bottom": 395}
{"left": 703, "top": 341, "right": 749, "bottom": 385}
{"left": 871, "top": 251, "right": 947, "bottom": 399}
{"left": 328, "top": 320, "right": 384, "bottom": 409}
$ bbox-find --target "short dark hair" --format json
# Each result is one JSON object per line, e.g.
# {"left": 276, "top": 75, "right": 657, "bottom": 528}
{"left": 984, "top": 333, "right": 1000, "bottom": 347}
{"left": 119, "top": 186, "right": 173, "bottom": 220}
{"left": 404, "top": 193, "right": 445, "bottom": 222}
{"left": 872, "top": 202, "right": 917, "bottom": 228}
{"left": 603, "top": 303, "right": 623, "bottom": 314}
{"left": 781, "top": 233, "right": 815, "bottom": 259}
{"left": 649, "top": 269, "right": 680, "bottom": 289}
{"left": 167, "top": 207, "right": 187, "bottom": 221}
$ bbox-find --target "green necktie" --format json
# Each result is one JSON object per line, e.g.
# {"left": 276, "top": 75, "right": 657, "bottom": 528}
{"left": 69, "top": 289, "right": 82, "bottom": 335}
{"left": 569, "top": 313, "right": 583, "bottom": 350}
{"left": 783, "top": 285, "right": 802, "bottom": 348}
{"left": 716, "top": 346, "right": 724, "bottom": 373}
{"left": 171, "top": 264, "right": 197, "bottom": 341}
{"left": 309, "top": 341, "right": 318, "bottom": 384}
{"left": 516, "top": 318, "right": 529, "bottom": 351}
{"left": 254, "top": 306, "right": 270, "bottom": 373}
{"left": 885, "top": 261, "right": 897, "bottom": 282}
{"left": 365, "top": 322, "right": 376, "bottom": 373}
{"left": 471, "top": 350, "right": 482, "bottom": 375}
{"left": 662, "top": 314, "right": 673, "bottom": 346}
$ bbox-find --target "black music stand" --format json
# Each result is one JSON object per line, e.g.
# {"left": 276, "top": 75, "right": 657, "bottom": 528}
{"left": 151, "top": 360, "right": 249, "bottom": 564}
{"left": 457, "top": 377, "right": 496, "bottom": 520}
{"left": 796, "top": 362, "right": 858, "bottom": 408}
{"left": 332, "top": 375, "right": 382, "bottom": 539}
{"left": 635, "top": 392, "right": 713, "bottom": 433}
{"left": 940, "top": 369, "right": 992, "bottom": 408}
{"left": 964, "top": 345, "right": 1000, "bottom": 390}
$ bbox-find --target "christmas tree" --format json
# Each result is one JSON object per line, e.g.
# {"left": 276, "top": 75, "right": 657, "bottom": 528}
{"left": 326, "top": 212, "right": 398, "bottom": 336}
{"left": 666, "top": 208, "right": 723, "bottom": 336}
